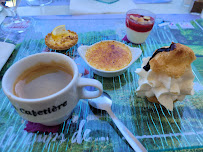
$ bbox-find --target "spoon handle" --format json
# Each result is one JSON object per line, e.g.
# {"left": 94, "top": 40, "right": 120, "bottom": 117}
{"left": 107, "top": 109, "right": 147, "bottom": 152}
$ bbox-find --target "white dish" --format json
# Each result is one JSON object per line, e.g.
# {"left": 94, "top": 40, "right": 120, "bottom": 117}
{"left": 77, "top": 40, "right": 142, "bottom": 77}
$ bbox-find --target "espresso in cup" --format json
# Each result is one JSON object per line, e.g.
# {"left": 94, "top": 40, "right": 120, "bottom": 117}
{"left": 13, "top": 62, "right": 73, "bottom": 99}
{"left": 2, "top": 52, "right": 103, "bottom": 126}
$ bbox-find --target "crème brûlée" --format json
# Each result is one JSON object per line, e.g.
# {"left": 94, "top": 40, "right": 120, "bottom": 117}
{"left": 45, "top": 25, "right": 78, "bottom": 50}
{"left": 85, "top": 41, "right": 132, "bottom": 71}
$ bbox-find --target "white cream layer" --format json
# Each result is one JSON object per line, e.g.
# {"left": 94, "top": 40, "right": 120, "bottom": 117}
{"left": 135, "top": 57, "right": 195, "bottom": 111}
{"left": 126, "top": 27, "right": 151, "bottom": 44}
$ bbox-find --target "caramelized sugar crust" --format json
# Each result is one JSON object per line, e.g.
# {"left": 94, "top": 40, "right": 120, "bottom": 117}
{"left": 85, "top": 41, "right": 132, "bottom": 71}
{"left": 45, "top": 30, "right": 78, "bottom": 50}
{"left": 149, "top": 43, "right": 196, "bottom": 78}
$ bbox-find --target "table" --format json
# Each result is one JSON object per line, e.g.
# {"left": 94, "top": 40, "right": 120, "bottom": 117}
{"left": 0, "top": 14, "right": 203, "bottom": 152}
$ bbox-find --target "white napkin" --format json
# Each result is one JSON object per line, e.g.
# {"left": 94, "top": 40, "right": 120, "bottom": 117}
{"left": 0, "top": 42, "right": 16, "bottom": 71}
{"left": 70, "top": 0, "right": 137, "bottom": 15}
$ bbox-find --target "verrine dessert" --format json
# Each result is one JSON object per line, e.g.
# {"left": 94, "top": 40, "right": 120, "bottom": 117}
{"left": 126, "top": 9, "right": 155, "bottom": 44}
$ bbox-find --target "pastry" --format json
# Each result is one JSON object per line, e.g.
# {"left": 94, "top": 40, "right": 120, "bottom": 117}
{"left": 135, "top": 42, "right": 196, "bottom": 110}
{"left": 45, "top": 25, "right": 78, "bottom": 50}
{"left": 85, "top": 41, "right": 132, "bottom": 71}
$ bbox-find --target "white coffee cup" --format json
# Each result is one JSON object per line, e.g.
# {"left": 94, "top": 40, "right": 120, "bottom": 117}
{"left": 2, "top": 52, "right": 103, "bottom": 126}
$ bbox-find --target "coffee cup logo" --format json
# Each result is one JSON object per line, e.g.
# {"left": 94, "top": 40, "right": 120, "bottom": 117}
{"left": 19, "top": 101, "right": 67, "bottom": 117}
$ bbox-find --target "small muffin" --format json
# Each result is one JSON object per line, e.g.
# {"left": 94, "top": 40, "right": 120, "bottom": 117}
{"left": 45, "top": 25, "right": 78, "bottom": 50}
{"left": 85, "top": 41, "right": 132, "bottom": 71}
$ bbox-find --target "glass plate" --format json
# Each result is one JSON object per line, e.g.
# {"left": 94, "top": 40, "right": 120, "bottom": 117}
{"left": 0, "top": 17, "right": 202, "bottom": 152}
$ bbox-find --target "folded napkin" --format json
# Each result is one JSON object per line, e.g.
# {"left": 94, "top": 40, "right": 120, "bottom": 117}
{"left": 24, "top": 121, "right": 61, "bottom": 133}
{"left": 122, "top": 35, "right": 131, "bottom": 43}
{"left": 0, "top": 42, "right": 15, "bottom": 71}
{"left": 70, "top": 0, "right": 137, "bottom": 15}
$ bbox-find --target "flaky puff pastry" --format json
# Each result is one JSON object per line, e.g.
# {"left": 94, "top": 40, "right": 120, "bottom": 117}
{"left": 45, "top": 30, "right": 78, "bottom": 50}
{"left": 149, "top": 43, "right": 196, "bottom": 78}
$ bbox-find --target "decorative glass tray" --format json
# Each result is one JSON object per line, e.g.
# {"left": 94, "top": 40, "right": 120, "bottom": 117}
{"left": 0, "top": 17, "right": 202, "bottom": 152}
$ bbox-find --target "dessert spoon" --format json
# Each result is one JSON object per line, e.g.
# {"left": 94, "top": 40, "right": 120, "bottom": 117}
{"left": 88, "top": 92, "right": 147, "bottom": 152}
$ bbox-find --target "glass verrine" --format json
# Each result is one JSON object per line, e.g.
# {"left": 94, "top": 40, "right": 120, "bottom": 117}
{"left": 126, "top": 9, "right": 156, "bottom": 44}
{"left": 0, "top": 0, "right": 32, "bottom": 33}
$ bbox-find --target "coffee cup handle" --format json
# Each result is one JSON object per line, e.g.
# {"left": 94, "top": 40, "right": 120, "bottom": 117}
{"left": 77, "top": 77, "right": 103, "bottom": 99}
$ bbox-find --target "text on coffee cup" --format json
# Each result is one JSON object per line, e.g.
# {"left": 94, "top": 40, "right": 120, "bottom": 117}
{"left": 19, "top": 101, "right": 67, "bottom": 117}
